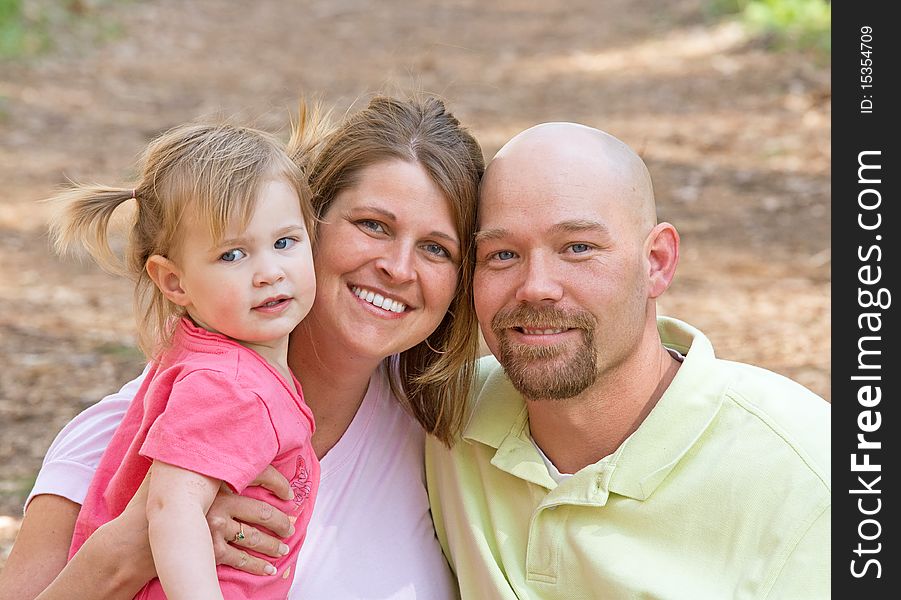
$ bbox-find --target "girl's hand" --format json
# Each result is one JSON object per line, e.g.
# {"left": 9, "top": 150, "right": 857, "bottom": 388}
{"left": 207, "top": 465, "right": 295, "bottom": 576}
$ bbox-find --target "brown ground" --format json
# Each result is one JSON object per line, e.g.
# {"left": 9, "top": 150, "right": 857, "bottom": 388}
{"left": 0, "top": 0, "right": 830, "bottom": 569}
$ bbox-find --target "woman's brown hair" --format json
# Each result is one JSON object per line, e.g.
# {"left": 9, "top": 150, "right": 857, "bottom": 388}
{"left": 289, "top": 95, "right": 484, "bottom": 446}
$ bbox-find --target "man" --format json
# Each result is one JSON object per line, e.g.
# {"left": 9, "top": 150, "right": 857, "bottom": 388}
{"left": 425, "top": 123, "right": 830, "bottom": 599}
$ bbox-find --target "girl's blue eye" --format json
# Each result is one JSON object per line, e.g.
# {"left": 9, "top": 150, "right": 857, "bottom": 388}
{"left": 220, "top": 249, "right": 246, "bottom": 262}
{"left": 275, "top": 237, "right": 296, "bottom": 250}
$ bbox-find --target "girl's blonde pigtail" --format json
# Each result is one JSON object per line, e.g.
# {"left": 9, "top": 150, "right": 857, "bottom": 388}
{"left": 48, "top": 184, "right": 139, "bottom": 278}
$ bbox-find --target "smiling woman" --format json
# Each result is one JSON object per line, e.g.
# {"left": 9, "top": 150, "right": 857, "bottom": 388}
{"left": 302, "top": 159, "right": 461, "bottom": 370}
{"left": 293, "top": 97, "right": 483, "bottom": 448}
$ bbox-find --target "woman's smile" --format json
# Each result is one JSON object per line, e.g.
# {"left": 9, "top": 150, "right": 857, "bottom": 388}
{"left": 350, "top": 285, "right": 409, "bottom": 314}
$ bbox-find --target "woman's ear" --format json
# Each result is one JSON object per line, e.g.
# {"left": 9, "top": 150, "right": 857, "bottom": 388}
{"left": 146, "top": 255, "right": 191, "bottom": 307}
{"left": 644, "top": 222, "right": 679, "bottom": 299}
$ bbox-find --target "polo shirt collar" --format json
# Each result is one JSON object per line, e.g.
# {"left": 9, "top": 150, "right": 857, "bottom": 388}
{"left": 464, "top": 358, "right": 558, "bottom": 489}
{"left": 462, "top": 317, "right": 728, "bottom": 501}
{"left": 607, "top": 317, "right": 727, "bottom": 500}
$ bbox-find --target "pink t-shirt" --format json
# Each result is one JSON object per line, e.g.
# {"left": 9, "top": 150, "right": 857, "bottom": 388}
{"left": 69, "top": 318, "right": 319, "bottom": 600}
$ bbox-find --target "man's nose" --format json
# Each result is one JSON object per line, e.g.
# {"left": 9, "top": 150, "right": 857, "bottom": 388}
{"left": 514, "top": 253, "right": 563, "bottom": 304}
{"left": 375, "top": 241, "right": 416, "bottom": 284}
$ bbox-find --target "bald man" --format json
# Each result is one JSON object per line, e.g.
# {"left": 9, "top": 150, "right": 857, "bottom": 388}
{"left": 425, "top": 124, "right": 830, "bottom": 599}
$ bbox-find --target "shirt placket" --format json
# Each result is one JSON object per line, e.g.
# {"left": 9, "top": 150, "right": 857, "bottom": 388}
{"left": 524, "top": 466, "right": 614, "bottom": 585}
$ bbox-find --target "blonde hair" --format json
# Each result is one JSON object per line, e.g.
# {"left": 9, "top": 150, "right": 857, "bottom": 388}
{"left": 289, "top": 95, "right": 484, "bottom": 446}
{"left": 50, "top": 121, "right": 314, "bottom": 358}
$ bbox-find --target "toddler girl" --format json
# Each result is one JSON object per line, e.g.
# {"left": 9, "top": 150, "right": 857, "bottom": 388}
{"left": 49, "top": 121, "right": 319, "bottom": 599}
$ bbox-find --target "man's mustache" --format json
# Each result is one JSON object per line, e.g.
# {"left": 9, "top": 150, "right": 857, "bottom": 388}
{"left": 491, "top": 305, "right": 596, "bottom": 332}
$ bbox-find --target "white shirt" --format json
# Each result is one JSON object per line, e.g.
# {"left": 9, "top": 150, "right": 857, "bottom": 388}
{"left": 30, "top": 365, "right": 457, "bottom": 599}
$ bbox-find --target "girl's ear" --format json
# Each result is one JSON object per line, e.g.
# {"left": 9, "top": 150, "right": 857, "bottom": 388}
{"left": 146, "top": 255, "right": 191, "bottom": 307}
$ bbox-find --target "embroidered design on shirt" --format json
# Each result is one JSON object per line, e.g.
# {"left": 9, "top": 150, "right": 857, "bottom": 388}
{"left": 290, "top": 456, "right": 312, "bottom": 507}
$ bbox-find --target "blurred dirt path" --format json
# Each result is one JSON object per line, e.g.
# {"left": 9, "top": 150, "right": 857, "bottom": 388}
{"left": 0, "top": 0, "right": 829, "bottom": 567}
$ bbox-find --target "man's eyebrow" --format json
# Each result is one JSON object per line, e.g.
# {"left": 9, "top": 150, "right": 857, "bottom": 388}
{"left": 475, "top": 220, "right": 609, "bottom": 244}
{"left": 551, "top": 219, "right": 610, "bottom": 235}
{"left": 474, "top": 228, "right": 510, "bottom": 244}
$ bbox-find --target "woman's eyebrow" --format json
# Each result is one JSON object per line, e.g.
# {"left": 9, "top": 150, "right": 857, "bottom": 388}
{"left": 353, "top": 205, "right": 458, "bottom": 245}
{"left": 353, "top": 205, "right": 396, "bottom": 220}
{"left": 430, "top": 230, "right": 459, "bottom": 246}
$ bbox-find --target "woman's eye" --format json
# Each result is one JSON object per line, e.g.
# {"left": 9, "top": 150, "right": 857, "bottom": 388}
{"left": 275, "top": 237, "right": 296, "bottom": 250}
{"left": 569, "top": 243, "right": 592, "bottom": 254}
{"left": 423, "top": 243, "right": 450, "bottom": 258}
{"left": 359, "top": 220, "right": 386, "bottom": 234}
{"left": 220, "top": 249, "right": 246, "bottom": 262}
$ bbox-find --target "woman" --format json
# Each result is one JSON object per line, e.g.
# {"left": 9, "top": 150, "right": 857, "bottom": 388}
{"left": 1, "top": 95, "right": 483, "bottom": 599}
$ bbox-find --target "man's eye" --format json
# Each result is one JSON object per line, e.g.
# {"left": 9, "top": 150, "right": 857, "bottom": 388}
{"left": 493, "top": 250, "right": 516, "bottom": 261}
{"left": 569, "top": 243, "right": 592, "bottom": 254}
{"left": 275, "top": 237, "right": 297, "bottom": 250}
{"left": 220, "top": 249, "right": 246, "bottom": 262}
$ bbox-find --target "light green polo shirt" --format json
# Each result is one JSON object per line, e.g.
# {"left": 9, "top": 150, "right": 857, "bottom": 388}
{"left": 426, "top": 317, "right": 830, "bottom": 600}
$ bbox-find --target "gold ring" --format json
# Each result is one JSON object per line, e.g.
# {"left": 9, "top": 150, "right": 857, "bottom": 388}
{"left": 232, "top": 523, "right": 246, "bottom": 543}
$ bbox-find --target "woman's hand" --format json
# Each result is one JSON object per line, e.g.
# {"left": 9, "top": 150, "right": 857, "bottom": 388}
{"left": 207, "top": 465, "right": 295, "bottom": 576}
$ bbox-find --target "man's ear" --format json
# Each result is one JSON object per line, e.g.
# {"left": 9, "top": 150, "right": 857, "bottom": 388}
{"left": 146, "top": 255, "right": 191, "bottom": 307}
{"left": 644, "top": 222, "right": 679, "bottom": 299}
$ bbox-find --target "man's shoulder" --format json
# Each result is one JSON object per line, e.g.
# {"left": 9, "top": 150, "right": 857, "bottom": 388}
{"left": 715, "top": 359, "right": 831, "bottom": 488}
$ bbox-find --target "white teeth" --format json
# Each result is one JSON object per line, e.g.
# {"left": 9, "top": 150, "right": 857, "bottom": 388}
{"left": 523, "top": 328, "right": 565, "bottom": 335}
{"left": 352, "top": 286, "right": 407, "bottom": 313}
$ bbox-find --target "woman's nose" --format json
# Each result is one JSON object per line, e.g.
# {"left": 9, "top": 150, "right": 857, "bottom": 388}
{"left": 375, "top": 242, "right": 416, "bottom": 283}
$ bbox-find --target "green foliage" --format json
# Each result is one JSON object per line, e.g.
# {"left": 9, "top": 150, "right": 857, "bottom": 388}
{"left": 708, "top": 0, "right": 831, "bottom": 54}
{"left": 1, "top": 0, "right": 29, "bottom": 57}
{"left": 1, "top": 0, "right": 125, "bottom": 59}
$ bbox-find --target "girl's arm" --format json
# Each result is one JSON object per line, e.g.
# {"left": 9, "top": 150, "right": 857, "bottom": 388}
{"left": 145, "top": 462, "right": 225, "bottom": 600}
